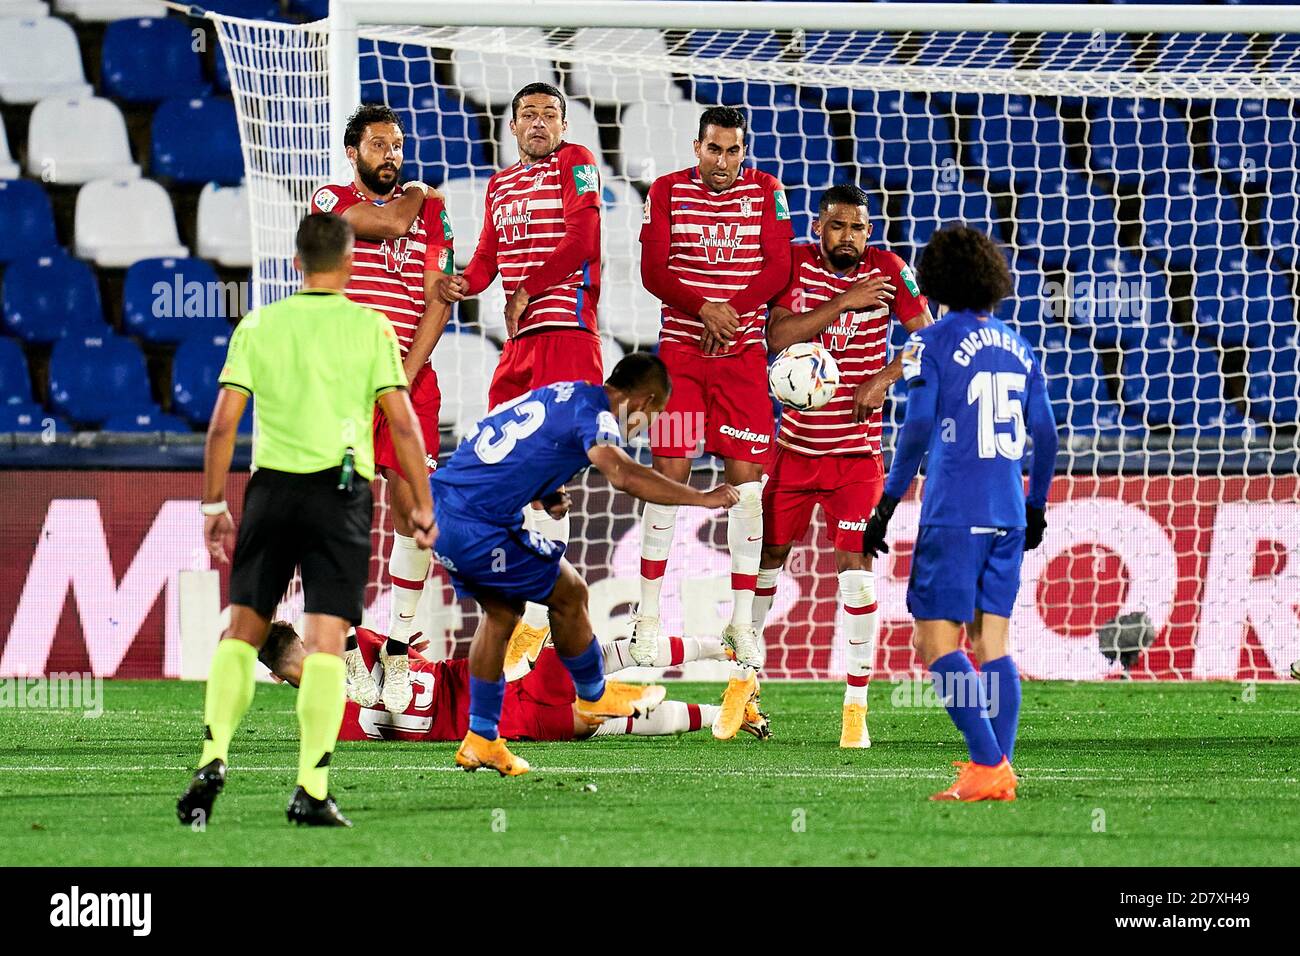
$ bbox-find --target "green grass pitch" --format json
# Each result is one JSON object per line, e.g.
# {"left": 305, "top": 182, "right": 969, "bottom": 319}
{"left": 1, "top": 679, "right": 1297, "bottom": 866}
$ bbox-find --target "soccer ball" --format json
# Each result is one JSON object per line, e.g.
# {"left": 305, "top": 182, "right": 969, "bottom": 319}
{"left": 768, "top": 342, "right": 840, "bottom": 411}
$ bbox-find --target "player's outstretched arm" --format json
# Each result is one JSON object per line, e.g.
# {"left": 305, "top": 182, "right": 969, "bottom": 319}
{"left": 404, "top": 268, "right": 454, "bottom": 383}
{"left": 587, "top": 443, "right": 737, "bottom": 509}
{"left": 342, "top": 183, "right": 430, "bottom": 241}
{"left": 766, "top": 275, "right": 898, "bottom": 354}
{"left": 853, "top": 306, "right": 934, "bottom": 419}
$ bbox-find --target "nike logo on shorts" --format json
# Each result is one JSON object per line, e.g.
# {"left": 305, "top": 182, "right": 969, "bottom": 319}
{"left": 749, "top": 445, "right": 768, "bottom": 455}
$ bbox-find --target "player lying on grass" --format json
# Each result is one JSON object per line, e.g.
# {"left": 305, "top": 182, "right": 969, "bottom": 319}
{"left": 862, "top": 224, "right": 1058, "bottom": 803}
{"left": 429, "top": 352, "right": 739, "bottom": 776}
{"left": 259, "top": 623, "right": 770, "bottom": 743}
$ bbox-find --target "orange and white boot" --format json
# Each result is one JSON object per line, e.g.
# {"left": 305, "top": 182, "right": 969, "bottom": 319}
{"left": 712, "top": 671, "right": 759, "bottom": 740}
{"left": 575, "top": 681, "right": 666, "bottom": 724}
{"left": 930, "top": 757, "right": 1017, "bottom": 802}
{"left": 503, "top": 620, "right": 550, "bottom": 682}
{"left": 455, "top": 731, "right": 530, "bottom": 777}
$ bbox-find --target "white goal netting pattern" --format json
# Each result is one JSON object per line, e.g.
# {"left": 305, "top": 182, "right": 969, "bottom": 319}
{"left": 215, "top": 15, "right": 1300, "bottom": 681}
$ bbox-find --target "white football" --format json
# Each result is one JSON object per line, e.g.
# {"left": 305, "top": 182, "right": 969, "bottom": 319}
{"left": 768, "top": 342, "right": 841, "bottom": 411}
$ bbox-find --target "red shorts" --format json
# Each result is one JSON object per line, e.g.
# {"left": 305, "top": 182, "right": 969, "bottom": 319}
{"left": 487, "top": 328, "right": 604, "bottom": 409}
{"left": 763, "top": 446, "right": 884, "bottom": 552}
{"left": 651, "top": 343, "right": 775, "bottom": 463}
{"left": 373, "top": 364, "right": 440, "bottom": 480}
{"left": 499, "top": 647, "right": 577, "bottom": 741}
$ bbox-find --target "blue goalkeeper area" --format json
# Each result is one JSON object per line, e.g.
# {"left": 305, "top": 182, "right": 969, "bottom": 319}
{"left": 0, "top": 0, "right": 1295, "bottom": 479}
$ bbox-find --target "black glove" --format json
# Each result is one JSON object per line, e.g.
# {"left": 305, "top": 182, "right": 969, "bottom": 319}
{"left": 1025, "top": 503, "right": 1046, "bottom": 551}
{"left": 862, "top": 494, "right": 900, "bottom": 557}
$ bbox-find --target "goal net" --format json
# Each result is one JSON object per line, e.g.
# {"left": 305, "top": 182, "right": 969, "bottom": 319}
{"left": 213, "top": 2, "right": 1300, "bottom": 681}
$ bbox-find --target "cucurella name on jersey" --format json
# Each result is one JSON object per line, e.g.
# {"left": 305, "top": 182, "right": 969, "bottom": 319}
{"left": 948, "top": 325, "right": 1036, "bottom": 371}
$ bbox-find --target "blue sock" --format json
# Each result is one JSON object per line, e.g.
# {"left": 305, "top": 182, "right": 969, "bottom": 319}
{"left": 468, "top": 675, "right": 505, "bottom": 740}
{"left": 929, "top": 650, "right": 1002, "bottom": 767}
{"left": 981, "top": 655, "right": 1021, "bottom": 762}
{"left": 559, "top": 639, "right": 606, "bottom": 702}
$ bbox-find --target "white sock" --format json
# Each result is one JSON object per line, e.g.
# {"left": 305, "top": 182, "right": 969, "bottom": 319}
{"left": 590, "top": 700, "right": 717, "bottom": 736}
{"left": 601, "top": 635, "right": 729, "bottom": 674}
{"left": 639, "top": 502, "right": 678, "bottom": 618}
{"left": 753, "top": 565, "right": 781, "bottom": 634}
{"left": 727, "top": 482, "right": 764, "bottom": 629}
{"left": 839, "top": 568, "right": 878, "bottom": 705}
{"left": 521, "top": 507, "right": 570, "bottom": 630}
{"left": 387, "top": 533, "right": 430, "bottom": 646}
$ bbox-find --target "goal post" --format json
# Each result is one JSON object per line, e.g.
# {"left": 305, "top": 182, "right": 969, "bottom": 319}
{"left": 212, "top": 1, "right": 1300, "bottom": 681}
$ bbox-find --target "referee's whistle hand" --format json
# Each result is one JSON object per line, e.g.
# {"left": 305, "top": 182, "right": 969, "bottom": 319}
{"left": 205, "top": 512, "right": 235, "bottom": 564}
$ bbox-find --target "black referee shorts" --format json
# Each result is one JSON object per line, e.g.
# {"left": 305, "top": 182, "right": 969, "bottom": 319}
{"left": 228, "top": 468, "right": 373, "bottom": 624}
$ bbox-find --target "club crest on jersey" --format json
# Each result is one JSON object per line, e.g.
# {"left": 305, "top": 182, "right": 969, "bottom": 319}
{"left": 701, "top": 222, "right": 743, "bottom": 264}
{"left": 739, "top": 197, "right": 753, "bottom": 218}
{"left": 383, "top": 236, "right": 412, "bottom": 273}
{"left": 496, "top": 198, "right": 531, "bottom": 242}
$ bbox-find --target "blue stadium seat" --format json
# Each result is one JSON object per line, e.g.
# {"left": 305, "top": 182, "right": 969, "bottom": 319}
{"left": 1140, "top": 172, "right": 1248, "bottom": 272}
{"left": 854, "top": 91, "right": 959, "bottom": 193}
{"left": 1246, "top": 322, "right": 1300, "bottom": 423}
{"left": 1192, "top": 251, "right": 1290, "bottom": 348}
{"left": 0, "top": 337, "right": 32, "bottom": 405}
{"left": 0, "top": 179, "right": 58, "bottom": 264}
{"left": 103, "top": 409, "right": 192, "bottom": 433}
{"left": 101, "top": 17, "right": 209, "bottom": 103}
{"left": 1066, "top": 251, "right": 1167, "bottom": 349}
{"left": 964, "top": 95, "right": 1069, "bottom": 190}
{"left": 1001, "top": 261, "right": 1056, "bottom": 350}
{"left": 781, "top": 185, "right": 820, "bottom": 243}
{"left": 0, "top": 403, "right": 55, "bottom": 434}
{"left": 1152, "top": 31, "right": 1257, "bottom": 73}
{"left": 1030, "top": 32, "right": 1134, "bottom": 72}
{"left": 2, "top": 252, "right": 106, "bottom": 343}
{"left": 1120, "top": 325, "right": 1236, "bottom": 428}
{"left": 199, "top": 0, "right": 283, "bottom": 18}
{"left": 407, "top": 88, "right": 492, "bottom": 184}
{"left": 361, "top": 45, "right": 436, "bottom": 110}
{"left": 1014, "top": 172, "right": 1121, "bottom": 271}
{"left": 743, "top": 86, "right": 834, "bottom": 187}
{"left": 151, "top": 97, "right": 245, "bottom": 185}
{"left": 48, "top": 335, "right": 157, "bottom": 426}
{"left": 1040, "top": 327, "right": 1111, "bottom": 426}
{"left": 1258, "top": 175, "right": 1298, "bottom": 266}
{"left": 1087, "top": 98, "right": 1194, "bottom": 187}
{"left": 172, "top": 334, "right": 251, "bottom": 430}
{"left": 1209, "top": 98, "right": 1299, "bottom": 184}
{"left": 901, "top": 177, "right": 1003, "bottom": 250}
{"left": 122, "top": 257, "right": 232, "bottom": 343}
{"left": 288, "top": 0, "right": 329, "bottom": 18}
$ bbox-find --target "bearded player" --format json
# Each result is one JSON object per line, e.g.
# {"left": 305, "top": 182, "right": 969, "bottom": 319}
{"left": 761, "top": 184, "right": 933, "bottom": 748}
{"left": 633, "top": 106, "right": 793, "bottom": 738}
{"left": 310, "top": 104, "right": 455, "bottom": 716}
{"left": 259, "top": 622, "right": 769, "bottom": 748}
{"left": 436, "top": 82, "right": 605, "bottom": 673}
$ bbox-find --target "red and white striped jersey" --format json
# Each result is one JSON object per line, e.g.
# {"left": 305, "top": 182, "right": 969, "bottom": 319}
{"left": 773, "top": 243, "right": 928, "bottom": 457}
{"left": 640, "top": 166, "right": 793, "bottom": 356}
{"left": 468, "top": 141, "right": 602, "bottom": 336}
{"left": 309, "top": 182, "right": 455, "bottom": 354}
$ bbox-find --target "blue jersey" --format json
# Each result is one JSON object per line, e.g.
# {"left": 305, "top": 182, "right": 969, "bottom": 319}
{"left": 431, "top": 381, "right": 620, "bottom": 528}
{"left": 884, "top": 309, "right": 1057, "bottom": 528}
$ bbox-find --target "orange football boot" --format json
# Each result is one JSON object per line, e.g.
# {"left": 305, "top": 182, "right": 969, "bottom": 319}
{"left": 930, "top": 757, "right": 1017, "bottom": 802}
{"left": 455, "top": 731, "right": 530, "bottom": 776}
{"left": 575, "top": 681, "right": 666, "bottom": 723}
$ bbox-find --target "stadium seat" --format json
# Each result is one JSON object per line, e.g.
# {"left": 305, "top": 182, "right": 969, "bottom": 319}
{"left": 1001, "top": 261, "right": 1055, "bottom": 350}
{"left": 964, "top": 94, "right": 1070, "bottom": 190}
{"left": 567, "top": 28, "right": 676, "bottom": 106}
{"left": 853, "top": 90, "right": 959, "bottom": 193}
{"left": 1014, "top": 172, "right": 1121, "bottom": 271}
{"left": 360, "top": 47, "right": 436, "bottom": 112}
{"left": 781, "top": 185, "right": 819, "bottom": 243}
{"left": 406, "top": 87, "right": 493, "bottom": 184}
{"left": 439, "top": 176, "right": 490, "bottom": 266}
{"left": 1120, "top": 325, "right": 1236, "bottom": 428}
{"left": 1140, "top": 172, "right": 1248, "bottom": 273}
{"left": 745, "top": 85, "right": 835, "bottom": 188}
{"left": 599, "top": 334, "right": 625, "bottom": 376}
{"left": 0, "top": 17, "right": 92, "bottom": 104}
{"left": 450, "top": 28, "right": 556, "bottom": 109}
{"left": 1257, "top": 174, "right": 1298, "bottom": 267}
{"left": 0, "top": 336, "right": 33, "bottom": 404}
{"left": 0, "top": 118, "right": 18, "bottom": 178}
{"left": 288, "top": 0, "right": 328, "bottom": 19}
{"left": 54, "top": 0, "right": 167, "bottom": 21}
{"left": 48, "top": 334, "right": 156, "bottom": 426}
{"left": 0, "top": 179, "right": 58, "bottom": 264}
{"left": 1191, "top": 251, "right": 1290, "bottom": 348}
{"left": 151, "top": 97, "right": 245, "bottom": 185}
{"left": 196, "top": 0, "right": 282, "bottom": 18}
{"left": 1087, "top": 98, "right": 1194, "bottom": 187}
{"left": 123, "top": 257, "right": 233, "bottom": 343}
{"left": 172, "top": 333, "right": 240, "bottom": 428}
{"left": 102, "top": 408, "right": 191, "bottom": 433}
{"left": 101, "top": 17, "right": 209, "bottom": 103}
{"left": 601, "top": 176, "right": 643, "bottom": 265}
{"left": 1064, "top": 251, "right": 1166, "bottom": 349}
{"left": 0, "top": 402, "right": 55, "bottom": 433}
{"left": 195, "top": 182, "right": 252, "bottom": 267}
{"left": 1246, "top": 322, "right": 1300, "bottom": 424}
{"left": 26, "top": 96, "right": 141, "bottom": 184}
{"left": 1040, "top": 327, "right": 1112, "bottom": 425}
{"left": 599, "top": 267, "right": 662, "bottom": 350}
{"left": 1208, "top": 98, "right": 1298, "bottom": 185}
{"left": 429, "top": 331, "right": 500, "bottom": 432}
{"left": 2, "top": 251, "right": 106, "bottom": 343}
{"left": 1151, "top": 31, "right": 1256, "bottom": 74}
{"left": 75, "top": 177, "right": 189, "bottom": 267}
{"left": 497, "top": 98, "right": 608, "bottom": 173}
{"left": 619, "top": 99, "right": 703, "bottom": 183}
{"left": 1030, "top": 32, "right": 1134, "bottom": 72}
{"left": 901, "top": 177, "right": 1003, "bottom": 251}
{"left": 0, "top": 1, "right": 49, "bottom": 17}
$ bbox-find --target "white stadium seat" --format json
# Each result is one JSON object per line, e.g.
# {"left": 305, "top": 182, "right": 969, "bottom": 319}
{"left": 619, "top": 99, "right": 702, "bottom": 184}
{"left": 451, "top": 28, "right": 556, "bottom": 109}
{"left": 599, "top": 334, "right": 626, "bottom": 374}
{"left": 439, "top": 175, "right": 490, "bottom": 266}
{"left": 430, "top": 331, "right": 501, "bottom": 433}
{"left": 601, "top": 176, "right": 644, "bottom": 264}
{"left": 75, "top": 177, "right": 188, "bottom": 267}
{"left": 0, "top": 17, "right": 92, "bottom": 104}
{"left": 566, "top": 29, "right": 676, "bottom": 106}
{"left": 55, "top": 0, "right": 167, "bottom": 21}
{"left": 600, "top": 257, "right": 662, "bottom": 350}
{"left": 0, "top": 118, "right": 19, "bottom": 178}
{"left": 196, "top": 182, "right": 252, "bottom": 268}
{"left": 473, "top": 277, "right": 508, "bottom": 343}
{"left": 497, "top": 98, "right": 611, "bottom": 173}
{"left": 26, "top": 96, "right": 140, "bottom": 184}
{"left": 0, "top": 2, "right": 49, "bottom": 17}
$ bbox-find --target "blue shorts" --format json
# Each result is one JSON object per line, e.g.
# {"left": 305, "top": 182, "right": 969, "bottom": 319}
{"left": 907, "top": 525, "right": 1025, "bottom": 623}
{"left": 432, "top": 515, "right": 566, "bottom": 605}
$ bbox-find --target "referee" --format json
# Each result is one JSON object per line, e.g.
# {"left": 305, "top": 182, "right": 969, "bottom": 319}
{"left": 177, "top": 214, "right": 435, "bottom": 828}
